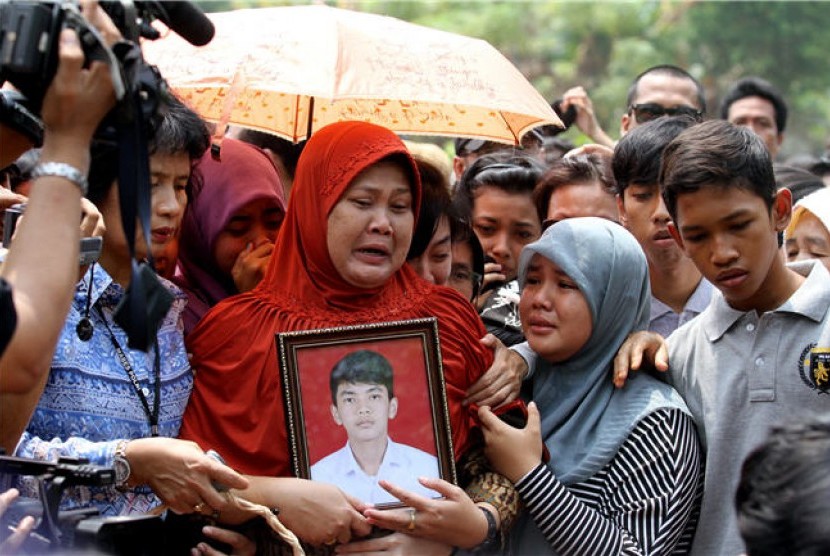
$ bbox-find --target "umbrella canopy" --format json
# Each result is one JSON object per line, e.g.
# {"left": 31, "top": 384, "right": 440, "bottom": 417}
{"left": 141, "top": 5, "right": 561, "bottom": 144}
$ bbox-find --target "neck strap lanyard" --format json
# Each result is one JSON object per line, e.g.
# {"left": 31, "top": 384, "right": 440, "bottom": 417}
{"left": 96, "top": 305, "right": 161, "bottom": 436}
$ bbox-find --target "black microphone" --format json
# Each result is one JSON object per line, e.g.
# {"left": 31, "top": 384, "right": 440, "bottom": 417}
{"left": 151, "top": 1, "right": 215, "bottom": 46}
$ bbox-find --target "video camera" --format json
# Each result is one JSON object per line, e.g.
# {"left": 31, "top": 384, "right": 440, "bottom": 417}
{"left": 0, "top": 453, "right": 238, "bottom": 554}
{"left": 0, "top": 452, "right": 164, "bottom": 554}
{"left": 0, "top": 1, "right": 215, "bottom": 352}
{"left": 0, "top": 0, "right": 214, "bottom": 151}
{"left": 0, "top": 1, "right": 213, "bottom": 113}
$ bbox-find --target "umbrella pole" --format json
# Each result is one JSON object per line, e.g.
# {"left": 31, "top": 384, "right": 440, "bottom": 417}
{"left": 306, "top": 97, "right": 315, "bottom": 140}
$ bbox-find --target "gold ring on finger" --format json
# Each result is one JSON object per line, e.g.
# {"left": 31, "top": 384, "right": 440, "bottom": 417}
{"left": 407, "top": 508, "right": 416, "bottom": 531}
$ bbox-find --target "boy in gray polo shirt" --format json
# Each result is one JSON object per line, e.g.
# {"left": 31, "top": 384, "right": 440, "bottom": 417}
{"left": 616, "top": 120, "right": 830, "bottom": 555}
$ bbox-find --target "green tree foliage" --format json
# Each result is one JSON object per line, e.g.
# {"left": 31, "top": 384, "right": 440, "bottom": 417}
{"left": 196, "top": 0, "right": 830, "bottom": 158}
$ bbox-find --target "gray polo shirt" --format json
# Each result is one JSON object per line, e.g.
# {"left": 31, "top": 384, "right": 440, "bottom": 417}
{"left": 667, "top": 261, "right": 830, "bottom": 556}
{"left": 649, "top": 277, "right": 713, "bottom": 338}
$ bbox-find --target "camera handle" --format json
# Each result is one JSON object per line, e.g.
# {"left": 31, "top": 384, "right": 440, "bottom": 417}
{"left": 32, "top": 473, "right": 70, "bottom": 545}
{"left": 62, "top": 5, "right": 126, "bottom": 100}
{"left": 0, "top": 452, "right": 115, "bottom": 548}
{"left": 30, "top": 471, "right": 102, "bottom": 547}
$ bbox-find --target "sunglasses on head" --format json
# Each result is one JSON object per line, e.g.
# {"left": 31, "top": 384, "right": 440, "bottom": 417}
{"left": 629, "top": 103, "right": 703, "bottom": 123}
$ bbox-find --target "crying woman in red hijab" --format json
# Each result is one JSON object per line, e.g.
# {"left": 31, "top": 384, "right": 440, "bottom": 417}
{"left": 180, "top": 122, "right": 519, "bottom": 552}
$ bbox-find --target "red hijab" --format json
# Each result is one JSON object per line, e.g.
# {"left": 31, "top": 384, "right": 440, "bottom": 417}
{"left": 180, "top": 121, "right": 492, "bottom": 476}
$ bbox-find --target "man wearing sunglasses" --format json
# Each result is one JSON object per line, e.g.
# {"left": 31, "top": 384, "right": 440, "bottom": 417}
{"left": 559, "top": 65, "right": 705, "bottom": 148}
{"left": 621, "top": 64, "right": 706, "bottom": 135}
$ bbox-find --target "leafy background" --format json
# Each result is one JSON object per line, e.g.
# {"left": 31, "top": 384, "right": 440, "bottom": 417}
{"left": 193, "top": 0, "right": 830, "bottom": 161}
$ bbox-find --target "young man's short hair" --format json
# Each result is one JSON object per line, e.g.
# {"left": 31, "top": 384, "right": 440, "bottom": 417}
{"left": 613, "top": 115, "right": 697, "bottom": 195}
{"left": 626, "top": 64, "right": 707, "bottom": 112}
{"left": 719, "top": 77, "right": 788, "bottom": 134}
{"left": 534, "top": 152, "right": 616, "bottom": 220}
{"left": 329, "top": 350, "right": 394, "bottom": 404}
{"left": 774, "top": 164, "right": 826, "bottom": 204}
{"left": 233, "top": 127, "right": 306, "bottom": 180}
{"left": 659, "top": 120, "right": 776, "bottom": 221}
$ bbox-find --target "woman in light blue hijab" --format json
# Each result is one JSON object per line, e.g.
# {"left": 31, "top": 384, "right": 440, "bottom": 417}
{"left": 479, "top": 217, "right": 702, "bottom": 555}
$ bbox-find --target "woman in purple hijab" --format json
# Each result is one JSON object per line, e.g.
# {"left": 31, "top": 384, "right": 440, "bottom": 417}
{"left": 174, "top": 137, "right": 286, "bottom": 335}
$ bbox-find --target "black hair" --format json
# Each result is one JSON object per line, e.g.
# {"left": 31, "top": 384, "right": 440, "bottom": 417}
{"left": 613, "top": 115, "right": 697, "bottom": 195}
{"left": 626, "top": 65, "right": 707, "bottom": 113}
{"left": 86, "top": 92, "right": 210, "bottom": 205}
{"left": 719, "top": 77, "right": 788, "bottom": 134}
{"left": 329, "top": 350, "right": 394, "bottom": 404}
{"left": 773, "top": 164, "right": 825, "bottom": 205}
{"left": 407, "top": 157, "right": 454, "bottom": 260}
{"left": 541, "top": 136, "right": 576, "bottom": 165}
{"left": 660, "top": 120, "right": 776, "bottom": 221}
{"left": 736, "top": 414, "right": 830, "bottom": 556}
{"left": 454, "top": 152, "right": 546, "bottom": 223}
{"left": 233, "top": 128, "right": 306, "bottom": 179}
{"left": 534, "top": 151, "right": 616, "bottom": 219}
{"left": 810, "top": 151, "right": 830, "bottom": 178}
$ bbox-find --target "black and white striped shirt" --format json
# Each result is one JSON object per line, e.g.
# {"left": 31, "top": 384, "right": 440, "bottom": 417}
{"left": 514, "top": 408, "right": 702, "bottom": 555}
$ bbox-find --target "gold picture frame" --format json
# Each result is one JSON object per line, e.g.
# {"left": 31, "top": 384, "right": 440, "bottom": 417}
{"left": 277, "top": 318, "right": 456, "bottom": 508}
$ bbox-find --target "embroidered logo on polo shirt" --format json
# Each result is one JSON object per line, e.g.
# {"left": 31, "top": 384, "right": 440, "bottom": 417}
{"left": 798, "top": 343, "right": 830, "bottom": 393}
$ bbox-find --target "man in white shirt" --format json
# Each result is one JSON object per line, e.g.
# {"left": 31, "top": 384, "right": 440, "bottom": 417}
{"left": 311, "top": 350, "right": 439, "bottom": 505}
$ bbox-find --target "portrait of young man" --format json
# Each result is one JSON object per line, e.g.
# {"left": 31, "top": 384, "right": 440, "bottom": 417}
{"left": 309, "top": 349, "right": 440, "bottom": 505}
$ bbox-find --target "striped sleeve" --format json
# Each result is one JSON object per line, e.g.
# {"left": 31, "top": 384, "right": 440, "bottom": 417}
{"left": 514, "top": 408, "right": 702, "bottom": 556}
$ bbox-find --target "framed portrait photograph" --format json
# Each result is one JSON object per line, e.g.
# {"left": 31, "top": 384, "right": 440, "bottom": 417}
{"left": 277, "top": 318, "right": 456, "bottom": 508}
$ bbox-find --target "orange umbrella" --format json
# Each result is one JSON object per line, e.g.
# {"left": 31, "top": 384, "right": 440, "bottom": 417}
{"left": 141, "top": 4, "right": 561, "bottom": 144}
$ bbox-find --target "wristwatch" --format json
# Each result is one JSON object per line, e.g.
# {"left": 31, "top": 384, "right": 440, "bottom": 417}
{"left": 113, "top": 440, "right": 131, "bottom": 491}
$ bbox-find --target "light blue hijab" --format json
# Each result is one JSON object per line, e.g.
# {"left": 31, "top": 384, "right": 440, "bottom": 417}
{"left": 519, "top": 217, "right": 688, "bottom": 484}
{"left": 513, "top": 218, "right": 690, "bottom": 553}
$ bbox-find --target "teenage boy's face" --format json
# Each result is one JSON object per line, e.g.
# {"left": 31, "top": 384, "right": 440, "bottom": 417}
{"left": 331, "top": 382, "right": 397, "bottom": 444}
{"left": 668, "top": 186, "right": 791, "bottom": 312}
{"left": 618, "top": 182, "right": 685, "bottom": 269}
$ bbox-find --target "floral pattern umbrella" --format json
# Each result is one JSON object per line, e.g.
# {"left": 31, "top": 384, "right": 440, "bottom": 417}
{"left": 141, "top": 4, "right": 561, "bottom": 144}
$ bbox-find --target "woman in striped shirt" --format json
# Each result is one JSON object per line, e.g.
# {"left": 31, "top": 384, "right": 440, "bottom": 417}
{"left": 479, "top": 217, "right": 701, "bottom": 555}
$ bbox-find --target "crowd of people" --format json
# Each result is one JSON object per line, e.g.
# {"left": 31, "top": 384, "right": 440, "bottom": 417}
{"left": 1, "top": 3, "right": 829, "bottom": 556}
